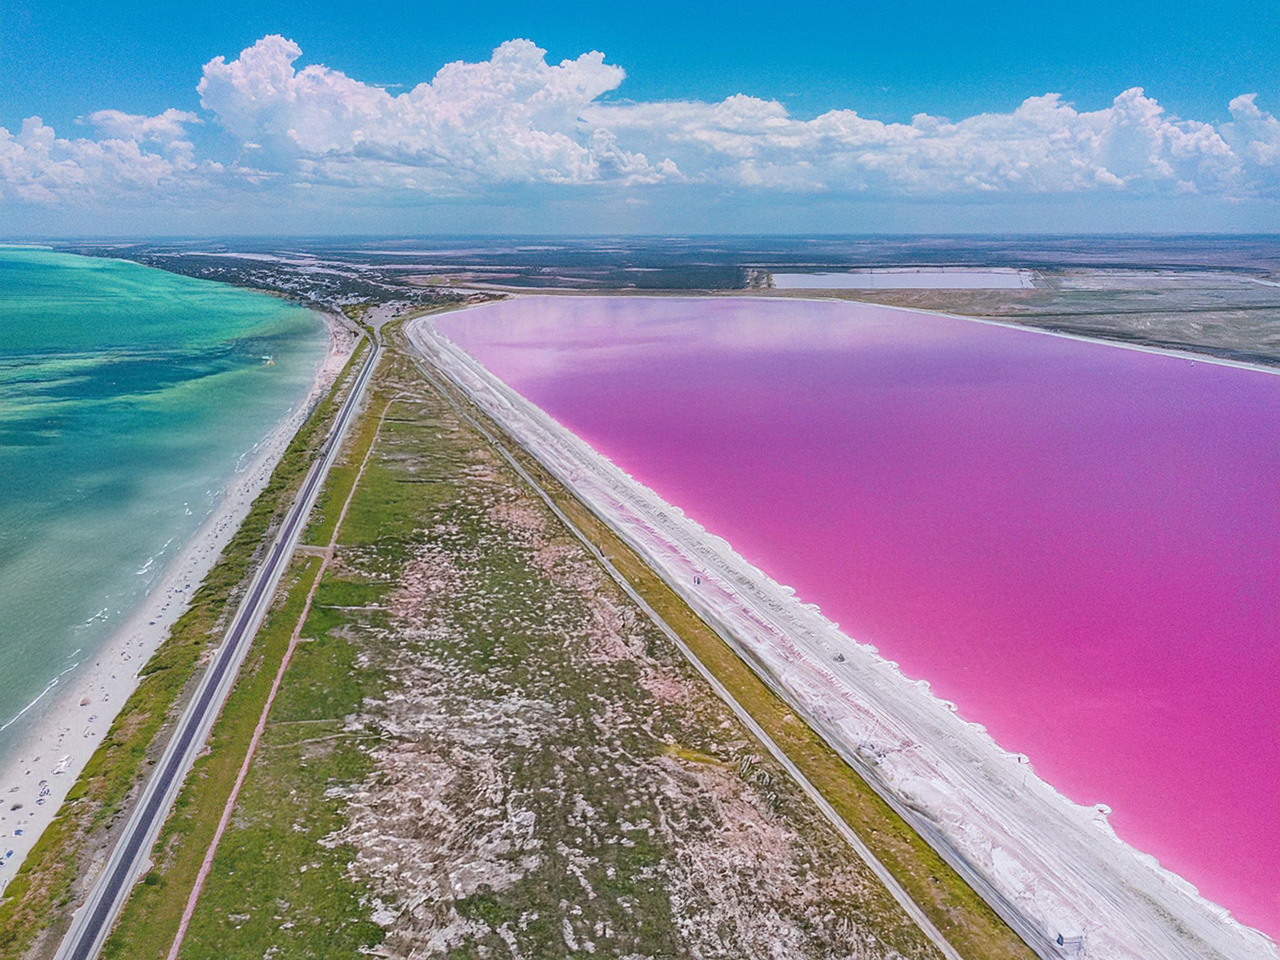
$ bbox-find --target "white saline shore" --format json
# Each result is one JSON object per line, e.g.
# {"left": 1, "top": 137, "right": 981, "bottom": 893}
{"left": 0, "top": 311, "right": 355, "bottom": 896}
{"left": 409, "top": 311, "right": 1277, "bottom": 960}
{"left": 770, "top": 267, "right": 1036, "bottom": 289}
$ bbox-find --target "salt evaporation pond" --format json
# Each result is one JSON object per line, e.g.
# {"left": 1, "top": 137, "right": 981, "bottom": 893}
{"left": 771, "top": 269, "right": 1034, "bottom": 289}
{"left": 437, "top": 295, "right": 1280, "bottom": 938}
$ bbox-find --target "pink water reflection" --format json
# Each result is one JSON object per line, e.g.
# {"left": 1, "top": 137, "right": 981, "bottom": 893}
{"left": 438, "top": 296, "right": 1280, "bottom": 937}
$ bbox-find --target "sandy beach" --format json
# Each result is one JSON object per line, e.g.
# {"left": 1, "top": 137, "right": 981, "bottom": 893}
{"left": 411, "top": 312, "right": 1279, "bottom": 960}
{"left": 0, "top": 310, "right": 355, "bottom": 896}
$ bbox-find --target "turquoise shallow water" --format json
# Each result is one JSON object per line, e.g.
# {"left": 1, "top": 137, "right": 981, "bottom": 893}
{"left": 0, "top": 247, "right": 326, "bottom": 757}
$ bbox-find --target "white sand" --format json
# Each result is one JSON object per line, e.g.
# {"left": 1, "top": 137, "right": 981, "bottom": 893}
{"left": 410, "top": 312, "right": 1278, "bottom": 960}
{"left": 771, "top": 268, "right": 1035, "bottom": 289}
{"left": 0, "top": 311, "right": 355, "bottom": 895}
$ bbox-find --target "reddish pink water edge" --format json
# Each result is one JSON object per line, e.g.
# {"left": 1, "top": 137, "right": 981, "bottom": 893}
{"left": 438, "top": 296, "right": 1280, "bottom": 937}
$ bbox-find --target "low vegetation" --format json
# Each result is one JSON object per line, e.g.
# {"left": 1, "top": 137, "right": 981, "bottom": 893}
{"left": 778, "top": 270, "right": 1280, "bottom": 367}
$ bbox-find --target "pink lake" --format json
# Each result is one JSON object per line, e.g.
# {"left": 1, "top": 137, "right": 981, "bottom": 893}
{"left": 437, "top": 295, "right": 1280, "bottom": 938}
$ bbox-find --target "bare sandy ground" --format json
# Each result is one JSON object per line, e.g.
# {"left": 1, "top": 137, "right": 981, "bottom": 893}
{"left": 410, "top": 313, "right": 1279, "bottom": 960}
{"left": 0, "top": 312, "right": 356, "bottom": 896}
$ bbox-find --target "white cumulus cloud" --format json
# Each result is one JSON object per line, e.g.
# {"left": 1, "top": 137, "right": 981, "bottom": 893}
{"left": 0, "top": 116, "right": 215, "bottom": 204}
{"left": 586, "top": 87, "right": 1259, "bottom": 196}
{"left": 1222, "top": 93, "right": 1280, "bottom": 172}
{"left": 86, "top": 108, "right": 201, "bottom": 143}
{"left": 196, "top": 34, "right": 668, "bottom": 190}
{"left": 1, "top": 34, "right": 1276, "bottom": 209}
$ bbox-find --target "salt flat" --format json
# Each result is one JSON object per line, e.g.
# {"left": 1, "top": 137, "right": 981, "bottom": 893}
{"left": 771, "top": 268, "right": 1034, "bottom": 289}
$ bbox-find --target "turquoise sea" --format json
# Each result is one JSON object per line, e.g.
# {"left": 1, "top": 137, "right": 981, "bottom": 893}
{"left": 0, "top": 247, "right": 327, "bottom": 757}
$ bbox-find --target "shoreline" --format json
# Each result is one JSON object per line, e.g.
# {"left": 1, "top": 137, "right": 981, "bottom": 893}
{"left": 409, "top": 309, "right": 1278, "bottom": 960}
{"left": 0, "top": 309, "right": 355, "bottom": 895}
{"left": 446, "top": 284, "right": 1280, "bottom": 375}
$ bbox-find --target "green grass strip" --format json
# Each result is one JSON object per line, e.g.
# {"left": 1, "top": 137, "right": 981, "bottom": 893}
{"left": 100, "top": 557, "right": 324, "bottom": 960}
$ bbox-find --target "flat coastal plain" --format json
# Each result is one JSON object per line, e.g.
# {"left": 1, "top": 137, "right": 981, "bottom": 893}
{"left": 86, "top": 343, "right": 1029, "bottom": 960}
{"left": 759, "top": 267, "right": 1280, "bottom": 369}
{"left": 13, "top": 236, "right": 1276, "bottom": 960}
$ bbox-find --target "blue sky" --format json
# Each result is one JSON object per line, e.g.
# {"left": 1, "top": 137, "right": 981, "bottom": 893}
{"left": 2, "top": 0, "right": 1277, "bottom": 234}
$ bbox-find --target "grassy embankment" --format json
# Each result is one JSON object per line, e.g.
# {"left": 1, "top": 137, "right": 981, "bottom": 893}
{"left": 0, "top": 337, "right": 368, "bottom": 960}
{"left": 135, "top": 355, "right": 426, "bottom": 959}
{"left": 96, "top": 342, "right": 399, "bottom": 960}
{"left": 415, "top": 345, "right": 1037, "bottom": 960}
{"left": 99, "top": 352, "right": 451, "bottom": 960}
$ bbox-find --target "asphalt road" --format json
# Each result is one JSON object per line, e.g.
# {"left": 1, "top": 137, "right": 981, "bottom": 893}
{"left": 54, "top": 338, "right": 380, "bottom": 960}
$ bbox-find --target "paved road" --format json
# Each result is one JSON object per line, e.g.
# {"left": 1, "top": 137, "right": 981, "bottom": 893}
{"left": 54, "top": 339, "right": 381, "bottom": 960}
